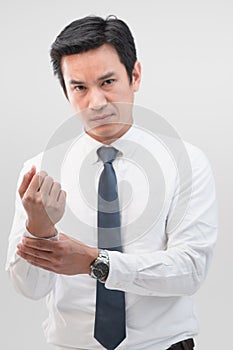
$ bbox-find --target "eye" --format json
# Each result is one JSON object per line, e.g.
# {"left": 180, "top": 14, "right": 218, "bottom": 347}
{"left": 102, "top": 79, "right": 115, "bottom": 86}
{"left": 74, "top": 85, "right": 87, "bottom": 91}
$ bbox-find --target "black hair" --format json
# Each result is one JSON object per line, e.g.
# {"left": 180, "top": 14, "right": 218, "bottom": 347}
{"left": 50, "top": 15, "right": 137, "bottom": 95}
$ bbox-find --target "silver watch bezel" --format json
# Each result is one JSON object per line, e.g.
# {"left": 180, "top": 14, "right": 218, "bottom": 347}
{"left": 90, "top": 250, "right": 109, "bottom": 282}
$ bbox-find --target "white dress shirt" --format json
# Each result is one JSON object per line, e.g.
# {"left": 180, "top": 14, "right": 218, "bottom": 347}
{"left": 6, "top": 124, "right": 218, "bottom": 350}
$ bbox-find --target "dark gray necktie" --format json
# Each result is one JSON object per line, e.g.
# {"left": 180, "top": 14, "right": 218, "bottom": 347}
{"left": 94, "top": 146, "right": 126, "bottom": 350}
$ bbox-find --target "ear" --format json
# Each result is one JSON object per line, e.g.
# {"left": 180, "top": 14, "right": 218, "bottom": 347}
{"left": 132, "top": 61, "right": 142, "bottom": 92}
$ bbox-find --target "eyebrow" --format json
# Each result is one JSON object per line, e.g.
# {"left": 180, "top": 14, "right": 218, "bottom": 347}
{"left": 69, "top": 71, "right": 116, "bottom": 85}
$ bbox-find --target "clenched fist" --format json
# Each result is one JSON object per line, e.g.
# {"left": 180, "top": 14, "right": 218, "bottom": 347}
{"left": 18, "top": 166, "right": 66, "bottom": 238}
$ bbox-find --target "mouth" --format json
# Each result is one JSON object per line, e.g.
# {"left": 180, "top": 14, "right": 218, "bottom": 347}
{"left": 90, "top": 113, "right": 115, "bottom": 123}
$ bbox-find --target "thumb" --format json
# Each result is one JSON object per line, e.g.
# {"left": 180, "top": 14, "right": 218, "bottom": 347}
{"left": 18, "top": 166, "right": 36, "bottom": 199}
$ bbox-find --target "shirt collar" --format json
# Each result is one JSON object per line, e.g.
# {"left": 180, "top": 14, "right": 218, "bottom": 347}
{"left": 81, "top": 123, "right": 141, "bottom": 164}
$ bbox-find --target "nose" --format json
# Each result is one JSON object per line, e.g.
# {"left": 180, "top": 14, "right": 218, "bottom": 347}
{"left": 88, "top": 87, "right": 107, "bottom": 110}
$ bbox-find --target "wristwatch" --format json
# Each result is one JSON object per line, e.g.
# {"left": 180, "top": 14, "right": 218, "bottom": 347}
{"left": 90, "top": 250, "right": 109, "bottom": 282}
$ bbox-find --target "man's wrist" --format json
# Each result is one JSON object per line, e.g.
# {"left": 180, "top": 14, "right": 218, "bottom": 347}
{"left": 26, "top": 220, "right": 57, "bottom": 239}
{"left": 87, "top": 248, "right": 99, "bottom": 273}
{"left": 25, "top": 222, "right": 59, "bottom": 240}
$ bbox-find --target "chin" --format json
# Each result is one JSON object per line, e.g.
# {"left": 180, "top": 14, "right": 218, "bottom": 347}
{"left": 88, "top": 123, "right": 129, "bottom": 142}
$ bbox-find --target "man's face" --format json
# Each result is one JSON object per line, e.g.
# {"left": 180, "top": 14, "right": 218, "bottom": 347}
{"left": 61, "top": 44, "right": 141, "bottom": 143}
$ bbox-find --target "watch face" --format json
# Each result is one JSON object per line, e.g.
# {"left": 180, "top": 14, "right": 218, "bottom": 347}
{"left": 93, "top": 262, "right": 109, "bottom": 279}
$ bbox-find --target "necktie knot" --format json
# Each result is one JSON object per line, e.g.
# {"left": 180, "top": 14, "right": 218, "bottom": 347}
{"left": 97, "top": 146, "right": 118, "bottom": 164}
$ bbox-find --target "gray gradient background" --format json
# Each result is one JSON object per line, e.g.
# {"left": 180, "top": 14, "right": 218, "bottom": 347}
{"left": 1, "top": 0, "right": 232, "bottom": 349}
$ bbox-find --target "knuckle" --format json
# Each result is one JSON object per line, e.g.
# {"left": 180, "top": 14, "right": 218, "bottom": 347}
{"left": 38, "top": 170, "right": 48, "bottom": 177}
{"left": 36, "top": 174, "right": 42, "bottom": 184}
{"left": 56, "top": 242, "right": 65, "bottom": 254}
{"left": 23, "top": 193, "right": 34, "bottom": 202}
{"left": 47, "top": 176, "right": 54, "bottom": 183}
{"left": 54, "top": 182, "right": 61, "bottom": 188}
{"left": 37, "top": 172, "right": 47, "bottom": 184}
{"left": 35, "top": 196, "right": 43, "bottom": 205}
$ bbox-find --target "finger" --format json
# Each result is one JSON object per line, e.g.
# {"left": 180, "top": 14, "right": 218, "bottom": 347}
{"left": 17, "top": 249, "right": 57, "bottom": 272}
{"left": 18, "top": 166, "right": 36, "bottom": 199}
{"left": 49, "top": 182, "right": 62, "bottom": 201}
{"left": 57, "top": 190, "right": 67, "bottom": 203}
{"left": 26, "top": 171, "right": 48, "bottom": 195}
{"left": 40, "top": 176, "right": 54, "bottom": 201}
{"left": 22, "top": 237, "right": 56, "bottom": 252}
{"left": 37, "top": 171, "right": 49, "bottom": 191}
{"left": 17, "top": 243, "right": 52, "bottom": 261}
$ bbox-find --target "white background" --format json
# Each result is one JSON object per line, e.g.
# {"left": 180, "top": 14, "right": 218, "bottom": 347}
{"left": 1, "top": 0, "right": 232, "bottom": 349}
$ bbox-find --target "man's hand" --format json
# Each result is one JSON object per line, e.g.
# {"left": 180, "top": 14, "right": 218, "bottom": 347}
{"left": 19, "top": 166, "right": 66, "bottom": 238}
{"left": 16, "top": 233, "right": 99, "bottom": 275}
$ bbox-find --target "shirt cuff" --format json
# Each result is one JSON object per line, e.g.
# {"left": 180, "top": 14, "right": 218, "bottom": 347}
{"left": 105, "top": 251, "right": 137, "bottom": 290}
{"left": 24, "top": 228, "right": 59, "bottom": 241}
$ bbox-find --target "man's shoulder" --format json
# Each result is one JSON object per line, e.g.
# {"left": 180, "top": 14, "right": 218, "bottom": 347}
{"left": 183, "top": 140, "right": 211, "bottom": 170}
{"left": 156, "top": 135, "right": 213, "bottom": 178}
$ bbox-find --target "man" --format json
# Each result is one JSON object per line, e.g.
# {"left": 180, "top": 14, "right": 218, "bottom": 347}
{"left": 6, "top": 15, "right": 217, "bottom": 350}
